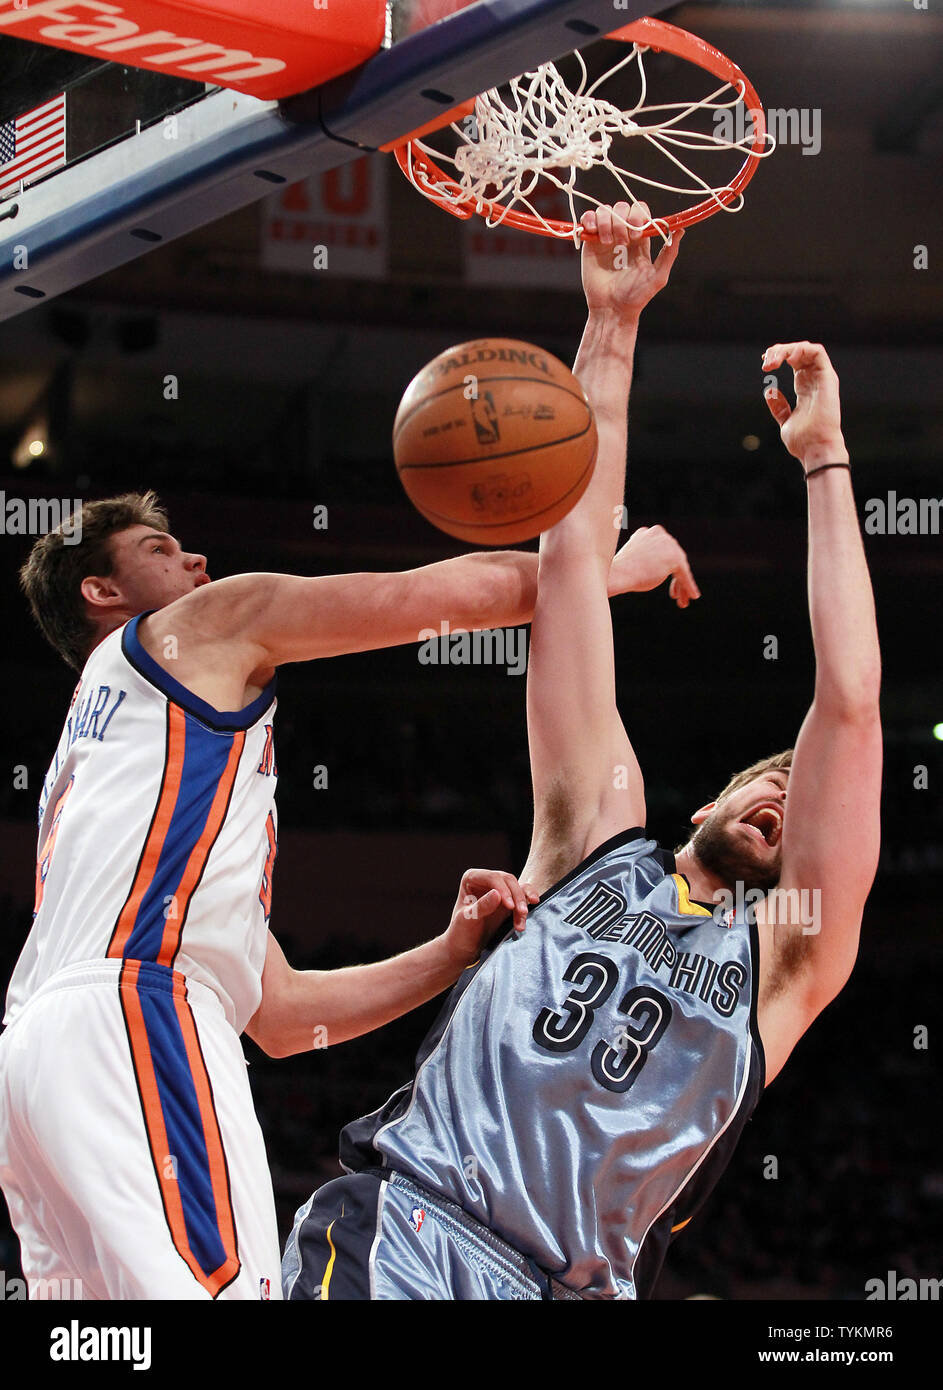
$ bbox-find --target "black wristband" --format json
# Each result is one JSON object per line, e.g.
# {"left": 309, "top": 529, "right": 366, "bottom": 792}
{"left": 804, "top": 462, "right": 851, "bottom": 480}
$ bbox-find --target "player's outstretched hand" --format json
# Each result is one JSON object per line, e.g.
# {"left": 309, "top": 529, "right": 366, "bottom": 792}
{"left": 762, "top": 341, "right": 848, "bottom": 471}
{"left": 610, "top": 525, "right": 701, "bottom": 610}
{"left": 444, "top": 868, "right": 540, "bottom": 966}
{"left": 579, "top": 201, "right": 683, "bottom": 323}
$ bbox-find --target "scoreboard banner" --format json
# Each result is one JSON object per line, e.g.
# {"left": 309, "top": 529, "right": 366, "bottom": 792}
{"left": 463, "top": 184, "right": 581, "bottom": 289}
{"left": 260, "top": 157, "right": 389, "bottom": 280}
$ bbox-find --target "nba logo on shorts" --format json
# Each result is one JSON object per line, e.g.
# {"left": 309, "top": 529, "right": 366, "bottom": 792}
{"left": 409, "top": 1206, "right": 425, "bottom": 1235}
{"left": 260, "top": 1277, "right": 271, "bottom": 1299}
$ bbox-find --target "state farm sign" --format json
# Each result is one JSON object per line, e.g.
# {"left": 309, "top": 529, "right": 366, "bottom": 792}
{"left": 0, "top": 0, "right": 385, "bottom": 100}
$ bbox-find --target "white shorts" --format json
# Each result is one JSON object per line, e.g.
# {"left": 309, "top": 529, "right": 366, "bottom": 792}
{"left": 0, "top": 959, "right": 282, "bottom": 1300}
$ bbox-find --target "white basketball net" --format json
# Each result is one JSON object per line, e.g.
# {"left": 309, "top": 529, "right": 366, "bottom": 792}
{"left": 404, "top": 43, "right": 775, "bottom": 243}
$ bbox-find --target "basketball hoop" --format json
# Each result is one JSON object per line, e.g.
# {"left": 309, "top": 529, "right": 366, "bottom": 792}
{"left": 388, "top": 18, "right": 774, "bottom": 243}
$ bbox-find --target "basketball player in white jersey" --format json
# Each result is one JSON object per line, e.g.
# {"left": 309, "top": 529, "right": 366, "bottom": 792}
{"left": 0, "top": 487, "right": 694, "bottom": 1299}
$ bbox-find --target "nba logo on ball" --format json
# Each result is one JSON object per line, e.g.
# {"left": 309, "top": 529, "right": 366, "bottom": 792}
{"left": 409, "top": 1206, "right": 426, "bottom": 1234}
{"left": 471, "top": 392, "right": 500, "bottom": 445}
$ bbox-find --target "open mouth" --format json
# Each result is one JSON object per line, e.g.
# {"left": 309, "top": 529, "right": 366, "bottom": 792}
{"left": 738, "top": 804, "right": 783, "bottom": 848}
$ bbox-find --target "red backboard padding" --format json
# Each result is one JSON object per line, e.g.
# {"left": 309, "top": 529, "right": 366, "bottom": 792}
{"left": 0, "top": 0, "right": 388, "bottom": 100}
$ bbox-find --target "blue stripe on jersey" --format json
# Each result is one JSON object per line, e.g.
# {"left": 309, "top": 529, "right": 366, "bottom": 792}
{"left": 121, "top": 714, "right": 235, "bottom": 964}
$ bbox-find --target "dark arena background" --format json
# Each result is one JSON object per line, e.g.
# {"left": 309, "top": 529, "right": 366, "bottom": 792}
{"left": 1, "top": 0, "right": 941, "bottom": 1312}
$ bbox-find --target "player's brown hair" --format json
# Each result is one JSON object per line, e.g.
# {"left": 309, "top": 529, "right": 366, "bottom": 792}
{"left": 19, "top": 491, "right": 169, "bottom": 672}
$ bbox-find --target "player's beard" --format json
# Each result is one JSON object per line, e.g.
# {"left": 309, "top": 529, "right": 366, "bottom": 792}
{"left": 689, "top": 805, "right": 781, "bottom": 895}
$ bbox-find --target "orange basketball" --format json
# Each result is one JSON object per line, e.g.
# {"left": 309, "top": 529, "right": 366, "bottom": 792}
{"left": 393, "top": 338, "right": 597, "bottom": 544}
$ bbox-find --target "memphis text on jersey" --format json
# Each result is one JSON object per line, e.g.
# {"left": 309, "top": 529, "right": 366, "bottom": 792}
{"left": 567, "top": 880, "right": 746, "bottom": 1018}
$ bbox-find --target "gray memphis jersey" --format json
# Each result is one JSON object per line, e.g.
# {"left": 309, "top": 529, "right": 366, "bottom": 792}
{"left": 341, "top": 828, "right": 765, "bottom": 1299}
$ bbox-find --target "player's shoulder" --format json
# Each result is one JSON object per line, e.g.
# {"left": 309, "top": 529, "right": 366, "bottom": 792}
{"left": 140, "top": 574, "right": 265, "bottom": 648}
{"left": 587, "top": 825, "right": 674, "bottom": 874}
{"left": 116, "top": 606, "right": 277, "bottom": 733}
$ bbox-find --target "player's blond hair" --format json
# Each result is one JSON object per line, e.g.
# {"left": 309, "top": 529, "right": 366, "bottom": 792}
{"left": 19, "top": 491, "right": 169, "bottom": 672}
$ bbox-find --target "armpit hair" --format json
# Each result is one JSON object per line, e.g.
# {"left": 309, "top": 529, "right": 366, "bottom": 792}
{"left": 763, "top": 924, "right": 815, "bottom": 1001}
{"left": 530, "top": 777, "right": 585, "bottom": 890}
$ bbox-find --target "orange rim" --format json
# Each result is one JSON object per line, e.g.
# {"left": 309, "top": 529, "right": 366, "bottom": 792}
{"left": 392, "top": 17, "right": 769, "bottom": 239}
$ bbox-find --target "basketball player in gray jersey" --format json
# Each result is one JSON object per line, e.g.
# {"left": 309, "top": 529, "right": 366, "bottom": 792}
{"left": 284, "top": 204, "right": 883, "bottom": 1300}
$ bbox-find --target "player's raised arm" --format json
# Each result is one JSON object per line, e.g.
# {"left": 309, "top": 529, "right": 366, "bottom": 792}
{"left": 755, "top": 342, "right": 882, "bottom": 1077}
{"left": 522, "top": 205, "right": 693, "bottom": 890}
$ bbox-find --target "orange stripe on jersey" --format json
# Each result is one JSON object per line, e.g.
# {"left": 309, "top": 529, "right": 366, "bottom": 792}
{"left": 172, "top": 986, "right": 240, "bottom": 1295}
{"left": 34, "top": 774, "right": 75, "bottom": 917}
{"left": 109, "top": 706, "right": 187, "bottom": 959}
{"left": 156, "top": 730, "right": 245, "bottom": 968}
{"left": 119, "top": 960, "right": 208, "bottom": 1289}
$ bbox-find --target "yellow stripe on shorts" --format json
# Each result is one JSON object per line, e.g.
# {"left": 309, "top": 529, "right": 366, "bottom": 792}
{"left": 322, "top": 1218, "right": 338, "bottom": 1300}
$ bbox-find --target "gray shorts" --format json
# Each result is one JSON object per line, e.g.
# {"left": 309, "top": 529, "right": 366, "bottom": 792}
{"left": 282, "top": 1168, "right": 580, "bottom": 1301}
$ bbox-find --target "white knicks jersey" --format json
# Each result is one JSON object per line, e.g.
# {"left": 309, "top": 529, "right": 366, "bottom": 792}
{"left": 4, "top": 614, "right": 279, "bottom": 1033}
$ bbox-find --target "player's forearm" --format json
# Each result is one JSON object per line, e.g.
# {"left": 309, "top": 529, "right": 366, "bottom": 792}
{"left": 264, "top": 936, "right": 468, "bottom": 1057}
{"left": 389, "top": 543, "right": 654, "bottom": 626}
{"left": 805, "top": 454, "right": 881, "bottom": 716}
{"left": 227, "top": 557, "right": 541, "bottom": 668}
{"left": 409, "top": 549, "right": 542, "bottom": 633}
{"left": 227, "top": 543, "right": 651, "bottom": 669}
{"left": 555, "top": 312, "right": 639, "bottom": 564}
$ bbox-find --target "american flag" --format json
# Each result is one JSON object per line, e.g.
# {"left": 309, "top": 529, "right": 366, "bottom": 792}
{"left": 0, "top": 95, "right": 67, "bottom": 201}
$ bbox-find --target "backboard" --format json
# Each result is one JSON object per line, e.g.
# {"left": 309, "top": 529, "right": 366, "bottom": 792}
{"left": 0, "top": 0, "right": 674, "bottom": 320}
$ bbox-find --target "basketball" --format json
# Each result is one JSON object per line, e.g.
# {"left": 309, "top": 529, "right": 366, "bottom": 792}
{"left": 392, "top": 338, "right": 597, "bottom": 544}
